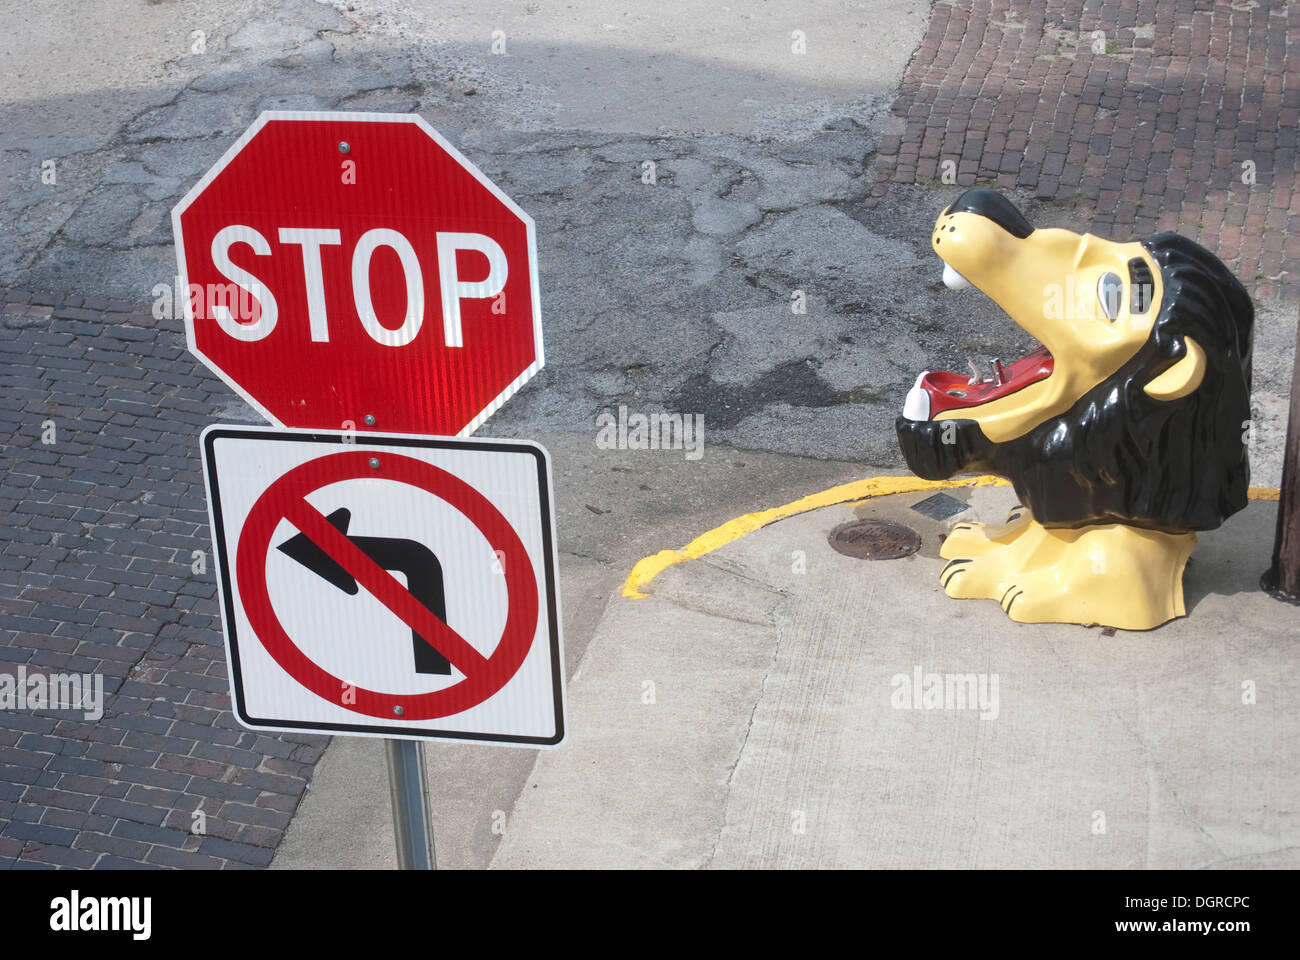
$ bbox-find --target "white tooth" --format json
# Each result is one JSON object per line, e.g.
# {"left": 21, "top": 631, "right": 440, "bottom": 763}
{"left": 943, "top": 263, "right": 970, "bottom": 290}
{"left": 903, "top": 371, "right": 930, "bottom": 421}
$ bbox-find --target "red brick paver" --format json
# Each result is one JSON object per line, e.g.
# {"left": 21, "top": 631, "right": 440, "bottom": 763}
{"left": 870, "top": 0, "right": 1299, "bottom": 299}
{"left": 0, "top": 291, "right": 328, "bottom": 869}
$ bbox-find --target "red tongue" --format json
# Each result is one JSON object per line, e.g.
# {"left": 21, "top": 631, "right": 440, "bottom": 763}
{"left": 922, "top": 347, "right": 1053, "bottom": 416}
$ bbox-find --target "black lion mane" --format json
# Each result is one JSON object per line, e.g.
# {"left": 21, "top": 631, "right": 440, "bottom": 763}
{"left": 896, "top": 232, "right": 1254, "bottom": 533}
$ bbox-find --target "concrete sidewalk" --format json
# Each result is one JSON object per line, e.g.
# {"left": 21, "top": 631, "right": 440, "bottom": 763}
{"left": 277, "top": 471, "right": 1299, "bottom": 869}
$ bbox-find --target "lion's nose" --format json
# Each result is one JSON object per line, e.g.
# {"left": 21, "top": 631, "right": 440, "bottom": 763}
{"left": 945, "top": 188, "right": 1035, "bottom": 238}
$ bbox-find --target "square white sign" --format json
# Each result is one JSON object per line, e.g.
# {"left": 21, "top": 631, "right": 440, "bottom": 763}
{"left": 201, "top": 426, "right": 564, "bottom": 746}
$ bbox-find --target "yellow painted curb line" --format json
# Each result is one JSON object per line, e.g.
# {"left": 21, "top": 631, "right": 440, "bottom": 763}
{"left": 621, "top": 476, "right": 1283, "bottom": 599}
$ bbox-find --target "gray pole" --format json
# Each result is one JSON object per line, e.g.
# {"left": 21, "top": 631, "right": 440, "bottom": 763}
{"left": 384, "top": 738, "right": 436, "bottom": 869}
{"left": 1265, "top": 310, "right": 1300, "bottom": 599}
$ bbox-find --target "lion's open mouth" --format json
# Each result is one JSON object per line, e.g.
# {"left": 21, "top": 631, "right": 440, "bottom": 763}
{"left": 902, "top": 265, "right": 1054, "bottom": 421}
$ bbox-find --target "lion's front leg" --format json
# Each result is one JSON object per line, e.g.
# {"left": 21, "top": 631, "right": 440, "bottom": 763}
{"left": 939, "top": 519, "right": 1197, "bottom": 630}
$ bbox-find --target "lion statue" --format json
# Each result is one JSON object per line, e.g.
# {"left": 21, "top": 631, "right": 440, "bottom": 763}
{"left": 896, "top": 188, "right": 1254, "bottom": 630}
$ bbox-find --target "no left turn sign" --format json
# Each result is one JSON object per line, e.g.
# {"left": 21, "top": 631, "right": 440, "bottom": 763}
{"left": 201, "top": 427, "right": 565, "bottom": 746}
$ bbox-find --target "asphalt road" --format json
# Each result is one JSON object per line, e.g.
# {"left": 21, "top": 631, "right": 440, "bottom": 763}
{"left": 1, "top": 0, "right": 1046, "bottom": 469}
{"left": 4, "top": 0, "right": 1292, "bottom": 476}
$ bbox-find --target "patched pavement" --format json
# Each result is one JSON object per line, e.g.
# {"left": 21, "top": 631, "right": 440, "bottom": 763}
{"left": 870, "top": 0, "right": 1300, "bottom": 299}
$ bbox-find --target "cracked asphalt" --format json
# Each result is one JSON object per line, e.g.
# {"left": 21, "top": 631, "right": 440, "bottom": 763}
{"left": 3, "top": 0, "right": 1293, "bottom": 474}
{"left": 8, "top": 1, "right": 935, "bottom": 464}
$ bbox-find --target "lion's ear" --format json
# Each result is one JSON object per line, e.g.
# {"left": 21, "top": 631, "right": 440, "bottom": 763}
{"left": 1143, "top": 338, "right": 1206, "bottom": 401}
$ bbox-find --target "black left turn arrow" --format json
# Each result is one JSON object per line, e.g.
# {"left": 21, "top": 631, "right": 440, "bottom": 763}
{"left": 277, "top": 508, "right": 450, "bottom": 675}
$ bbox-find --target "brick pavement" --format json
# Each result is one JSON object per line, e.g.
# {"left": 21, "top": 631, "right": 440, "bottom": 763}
{"left": 869, "top": 0, "right": 1300, "bottom": 300}
{"left": 0, "top": 289, "right": 326, "bottom": 869}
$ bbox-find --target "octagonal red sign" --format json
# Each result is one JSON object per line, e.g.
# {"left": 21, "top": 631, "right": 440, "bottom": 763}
{"left": 171, "top": 111, "right": 542, "bottom": 436}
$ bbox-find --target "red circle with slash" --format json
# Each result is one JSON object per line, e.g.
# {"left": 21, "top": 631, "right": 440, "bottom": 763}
{"left": 236, "top": 450, "right": 538, "bottom": 720}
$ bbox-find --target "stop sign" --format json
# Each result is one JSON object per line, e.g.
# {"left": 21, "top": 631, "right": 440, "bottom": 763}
{"left": 171, "top": 111, "right": 542, "bottom": 436}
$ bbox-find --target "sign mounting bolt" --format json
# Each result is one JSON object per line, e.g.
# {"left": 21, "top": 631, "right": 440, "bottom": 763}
{"left": 364, "top": 414, "right": 376, "bottom": 426}
{"left": 369, "top": 457, "right": 381, "bottom": 470}
{"left": 338, "top": 141, "right": 351, "bottom": 154}
{"left": 393, "top": 705, "right": 404, "bottom": 716}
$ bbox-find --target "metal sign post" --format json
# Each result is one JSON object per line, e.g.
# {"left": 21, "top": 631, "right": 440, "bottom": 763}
{"left": 384, "top": 739, "right": 436, "bottom": 870}
{"left": 1265, "top": 310, "right": 1300, "bottom": 599}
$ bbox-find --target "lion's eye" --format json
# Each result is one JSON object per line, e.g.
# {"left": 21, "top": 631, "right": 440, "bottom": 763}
{"left": 1127, "top": 257, "right": 1153, "bottom": 313}
{"left": 1097, "top": 272, "right": 1123, "bottom": 322}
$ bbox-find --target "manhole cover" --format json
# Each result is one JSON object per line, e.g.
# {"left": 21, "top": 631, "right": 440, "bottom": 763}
{"left": 828, "top": 519, "right": 921, "bottom": 560}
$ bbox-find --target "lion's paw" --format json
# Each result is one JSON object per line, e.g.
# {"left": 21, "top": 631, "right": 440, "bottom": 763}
{"left": 939, "top": 508, "right": 1032, "bottom": 561}
{"left": 940, "top": 556, "right": 1004, "bottom": 600}
{"left": 940, "top": 524, "right": 986, "bottom": 560}
{"left": 998, "top": 577, "right": 1076, "bottom": 625}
